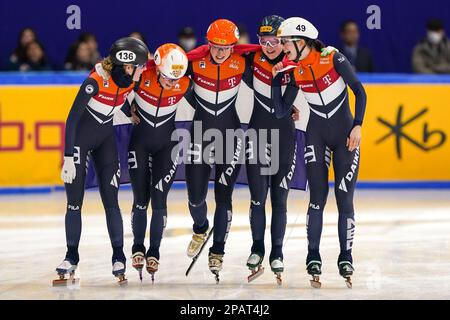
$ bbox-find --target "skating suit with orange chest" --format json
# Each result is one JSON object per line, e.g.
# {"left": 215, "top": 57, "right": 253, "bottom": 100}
{"left": 190, "top": 52, "right": 247, "bottom": 130}
{"left": 293, "top": 50, "right": 350, "bottom": 121}
{"left": 134, "top": 68, "right": 191, "bottom": 129}
{"left": 252, "top": 51, "right": 296, "bottom": 115}
{"left": 87, "top": 71, "right": 134, "bottom": 124}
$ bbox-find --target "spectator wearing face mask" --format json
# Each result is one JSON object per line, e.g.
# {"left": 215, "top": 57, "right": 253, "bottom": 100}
{"left": 177, "top": 26, "right": 197, "bottom": 52}
{"left": 412, "top": 18, "right": 450, "bottom": 74}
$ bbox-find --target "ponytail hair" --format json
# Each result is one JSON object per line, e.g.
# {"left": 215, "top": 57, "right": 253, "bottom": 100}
{"left": 311, "top": 39, "right": 325, "bottom": 51}
{"left": 302, "top": 37, "right": 325, "bottom": 51}
{"left": 101, "top": 56, "right": 114, "bottom": 74}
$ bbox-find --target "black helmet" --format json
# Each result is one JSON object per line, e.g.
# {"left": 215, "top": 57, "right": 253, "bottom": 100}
{"left": 110, "top": 37, "right": 149, "bottom": 66}
{"left": 257, "top": 15, "right": 285, "bottom": 37}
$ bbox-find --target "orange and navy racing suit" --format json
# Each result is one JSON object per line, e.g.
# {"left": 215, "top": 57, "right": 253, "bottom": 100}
{"left": 128, "top": 67, "right": 194, "bottom": 260}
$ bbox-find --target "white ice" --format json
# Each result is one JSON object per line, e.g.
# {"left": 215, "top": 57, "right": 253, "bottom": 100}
{"left": 1, "top": 187, "right": 449, "bottom": 300}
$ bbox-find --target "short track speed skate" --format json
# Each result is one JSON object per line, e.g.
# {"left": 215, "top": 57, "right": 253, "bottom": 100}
{"left": 132, "top": 252, "right": 145, "bottom": 281}
{"left": 146, "top": 256, "right": 159, "bottom": 283}
{"left": 185, "top": 227, "right": 214, "bottom": 277}
{"left": 53, "top": 259, "right": 79, "bottom": 286}
{"left": 247, "top": 253, "right": 264, "bottom": 283}
{"left": 307, "top": 260, "right": 322, "bottom": 288}
{"left": 270, "top": 258, "right": 284, "bottom": 285}
{"left": 338, "top": 261, "right": 354, "bottom": 288}
{"left": 112, "top": 261, "right": 127, "bottom": 286}
{"left": 208, "top": 252, "right": 223, "bottom": 284}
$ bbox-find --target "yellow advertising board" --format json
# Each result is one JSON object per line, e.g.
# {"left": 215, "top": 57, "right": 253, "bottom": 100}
{"left": 0, "top": 83, "right": 449, "bottom": 187}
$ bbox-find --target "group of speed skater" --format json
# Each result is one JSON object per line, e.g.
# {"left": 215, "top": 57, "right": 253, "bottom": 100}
{"left": 54, "top": 14, "right": 367, "bottom": 289}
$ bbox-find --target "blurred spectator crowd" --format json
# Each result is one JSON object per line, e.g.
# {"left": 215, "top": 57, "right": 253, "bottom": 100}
{"left": 2, "top": 18, "right": 450, "bottom": 74}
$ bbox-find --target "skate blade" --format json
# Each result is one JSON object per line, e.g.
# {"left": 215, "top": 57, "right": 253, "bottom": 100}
{"left": 345, "top": 277, "right": 352, "bottom": 289}
{"left": 211, "top": 271, "right": 220, "bottom": 284}
{"left": 247, "top": 267, "right": 264, "bottom": 283}
{"left": 275, "top": 274, "right": 282, "bottom": 286}
{"left": 116, "top": 275, "right": 128, "bottom": 286}
{"left": 52, "top": 278, "right": 79, "bottom": 287}
{"left": 309, "top": 276, "right": 321, "bottom": 289}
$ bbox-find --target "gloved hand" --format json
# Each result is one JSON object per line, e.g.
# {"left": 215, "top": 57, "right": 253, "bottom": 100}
{"left": 61, "top": 156, "right": 76, "bottom": 184}
{"left": 321, "top": 46, "right": 339, "bottom": 57}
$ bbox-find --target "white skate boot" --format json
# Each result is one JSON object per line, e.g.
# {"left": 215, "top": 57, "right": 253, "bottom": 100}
{"left": 112, "top": 261, "right": 127, "bottom": 286}
{"left": 247, "top": 253, "right": 264, "bottom": 283}
{"left": 270, "top": 258, "right": 284, "bottom": 285}
{"left": 53, "top": 259, "right": 79, "bottom": 286}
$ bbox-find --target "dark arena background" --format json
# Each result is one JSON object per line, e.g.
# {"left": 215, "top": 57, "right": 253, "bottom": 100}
{"left": 0, "top": 0, "right": 449, "bottom": 306}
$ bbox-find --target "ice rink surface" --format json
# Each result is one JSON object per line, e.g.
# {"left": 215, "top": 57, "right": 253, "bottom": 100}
{"left": 1, "top": 186, "right": 449, "bottom": 300}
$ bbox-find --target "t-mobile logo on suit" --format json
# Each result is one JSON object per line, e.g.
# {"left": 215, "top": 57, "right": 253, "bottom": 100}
{"left": 228, "top": 77, "right": 237, "bottom": 87}
{"left": 168, "top": 96, "right": 177, "bottom": 105}
{"left": 323, "top": 74, "right": 332, "bottom": 86}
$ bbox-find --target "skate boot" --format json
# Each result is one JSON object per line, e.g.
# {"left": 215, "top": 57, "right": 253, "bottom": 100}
{"left": 208, "top": 252, "right": 223, "bottom": 284}
{"left": 131, "top": 252, "right": 145, "bottom": 282}
{"left": 186, "top": 230, "right": 210, "bottom": 258}
{"left": 338, "top": 261, "right": 354, "bottom": 288}
{"left": 112, "top": 260, "right": 127, "bottom": 286}
{"left": 306, "top": 260, "right": 322, "bottom": 288}
{"left": 53, "top": 259, "right": 79, "bottom": 286}
{"left": 145, "top": 256, "right": 159, "bottom": 284}
{"left": 247, "top": 253, "right": 264, "bottom": 283}
{"left": 270, "top": 258, "right": 284, "bottom": 285}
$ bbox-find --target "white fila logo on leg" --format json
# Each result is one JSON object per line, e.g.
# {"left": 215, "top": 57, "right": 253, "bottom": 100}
{"left": 346, "top": 218, "right": 355, "bottom": 250}
{"left": 304, "top": 145, "right": 316, "bottom": 164}
{"left": 339, "top": 148, "right": 360, "bottom": 193}
{"left": 128, "top": 151, "right": 137, "bottom": 169}
{"left": 309, "top": 203, "right": 320, "bottom": 210}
